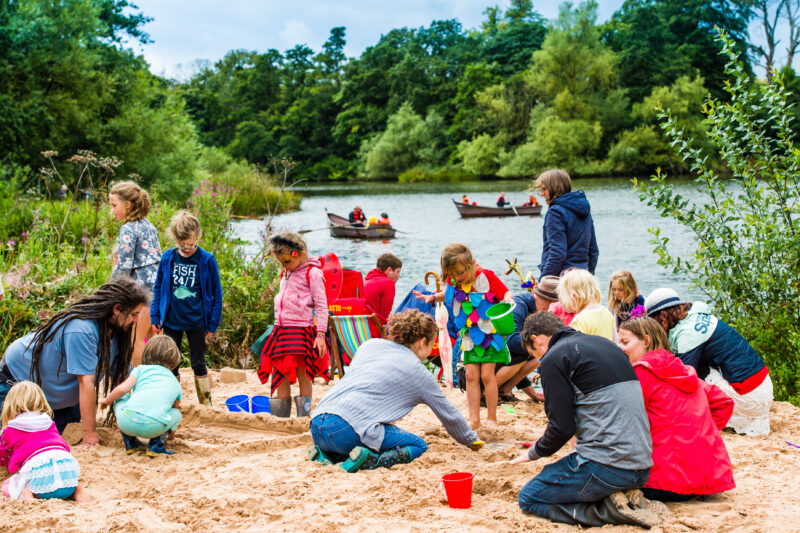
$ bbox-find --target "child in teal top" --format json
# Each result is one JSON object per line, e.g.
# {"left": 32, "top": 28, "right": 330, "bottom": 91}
{"left": 101, "top": 335, "right": 182, "bottom": 457}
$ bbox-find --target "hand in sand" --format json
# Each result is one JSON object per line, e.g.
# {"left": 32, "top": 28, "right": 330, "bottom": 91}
{"left": 80, "top": 431, "right": 101, "bottom": 448}
{"left": 509, "top": 452, "right": 532, "bottom": 465}
{"left": 413, "top": 290, "right": 435, "bottom": 305}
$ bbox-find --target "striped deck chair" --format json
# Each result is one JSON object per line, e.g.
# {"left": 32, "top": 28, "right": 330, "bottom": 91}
{"left": 328, "top": 313, "right": 384, "bottom": 379}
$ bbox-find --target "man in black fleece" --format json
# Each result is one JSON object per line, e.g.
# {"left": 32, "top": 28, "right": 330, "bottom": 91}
{"left": 511, "top": 312, "right": 667, "bottom": 528}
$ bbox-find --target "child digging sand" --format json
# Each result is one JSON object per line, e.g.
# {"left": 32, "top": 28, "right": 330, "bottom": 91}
{"left": 1, "top": 381, "right": 88, "bottom": 501}
{"left": 416, "top": 243, "right": 512, "bottom": 431}
{"left": 100, "top": 335, "right": 183, "bottom": 457}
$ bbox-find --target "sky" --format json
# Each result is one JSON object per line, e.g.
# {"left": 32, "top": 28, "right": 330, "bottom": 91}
{"left": 127, "top": 0, "right": 795, "bottom": 81}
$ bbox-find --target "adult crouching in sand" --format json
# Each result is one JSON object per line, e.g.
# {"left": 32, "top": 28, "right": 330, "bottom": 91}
{"left": 645, "top": 288, "right": 773, "bottom": 436}
{"left": 308, "top": 310, "right": 483, "bottom": 472}
{"left": 511, "top": 312, "right": 668, "bottom": 529}
{"left": 618, "top": 317, "right": 735, "bottom": 502}
{"left": 0, "top": 278, "right": 148, "bottom": 446}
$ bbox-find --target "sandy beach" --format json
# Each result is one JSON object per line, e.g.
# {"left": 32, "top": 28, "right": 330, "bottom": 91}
{"left": 3, "top": 368, "right": 800, "bottom": 532}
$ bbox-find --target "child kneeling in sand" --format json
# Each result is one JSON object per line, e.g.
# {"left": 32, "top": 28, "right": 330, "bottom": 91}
{"left": 101, "top": 335, "right": 182, "bottom": 457}
{"left": 1, "top": 381, "right": 88, "bottom": 501}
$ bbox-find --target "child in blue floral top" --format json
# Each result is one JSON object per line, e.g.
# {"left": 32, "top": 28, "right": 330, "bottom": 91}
{"left": 110, "top": 181, "right": 162, "bottom": 366}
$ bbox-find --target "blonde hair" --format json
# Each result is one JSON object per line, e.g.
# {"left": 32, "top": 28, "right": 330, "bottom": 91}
{"left": 142, "top": 335, "right": 182, "bottom": 369}
{"left": 2, "top": 381, "right": 53, "bottom": 427}
{"left": 608, "top": 270, "right": 639, "bottom": 313}
{"left": 440, "top": 243, "right": 474, "bottom": 282}
{"left": 168, "top": 210, "right": 202, "bottom": 243}
{"left": 534, "top": 169, "right": 572, "bottom": 203}
{"left": 388, "top": 309, "right": 437, "bottom": 348}
{"left": 269, "top": 232, "right": 308, "bottom": 259}
{"left": 619, "top": 317, "right": 671, "bottom": 352}
{"left": 557, "top": 269, "right": 602, "bottom": 314}
{"left": 109, "top": 181, "right": 152, "bottom": 221}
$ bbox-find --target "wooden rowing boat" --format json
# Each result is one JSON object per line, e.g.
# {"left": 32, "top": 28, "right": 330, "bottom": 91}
{"left": 453, "top": 199, "right": 542, "bottom": 218}
{"left": 327, "top": 212, "right": 397, "bottom": 239}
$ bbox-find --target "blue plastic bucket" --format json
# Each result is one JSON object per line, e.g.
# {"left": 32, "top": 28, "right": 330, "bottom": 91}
{"left": 225, "top": 394, "right": 250, "bottom": 412}
{"left": 251, "top": 395, "right": 271, "bottom": 414}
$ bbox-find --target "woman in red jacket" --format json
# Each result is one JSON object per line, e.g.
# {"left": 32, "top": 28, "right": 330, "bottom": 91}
{"left": 618, "top": 317, "right": 735, "bottom": 502}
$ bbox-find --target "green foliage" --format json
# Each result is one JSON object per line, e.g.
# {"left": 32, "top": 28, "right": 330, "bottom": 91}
{"left": 360, "top": 103, "right": 447, "bottom": 178}
{"left": 609, "top": 75, "right": 709, "bottom": 173}
{"left": 0, "top": 1, "right": 203, "bottom": 198}
{"left": 606, "top": 126, "right": 669, "bottom": 172}
{"left": 102, "top": 72, "right": 200, "bottom": 201}
{"left": 603, "top": 0, "right": 753, "bottom": 102}
{"left": 637, "top": 32, "right": 800, "bottom": 403}
{"left": 397, "top": 167, "right": 475, "bottom": 183}
{"left": 499, "top": 115, "right": 605, "bottom": 176}
{"left": 197, "top": 147, "right": 300, "bottom": 216}
{"left": 455, "top": 133, "right": 505, "bottom": 176}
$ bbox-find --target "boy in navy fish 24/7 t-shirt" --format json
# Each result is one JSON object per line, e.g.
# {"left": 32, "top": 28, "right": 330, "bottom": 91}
{"left": 151, "top": 211, "right": 223, "bottom": 407}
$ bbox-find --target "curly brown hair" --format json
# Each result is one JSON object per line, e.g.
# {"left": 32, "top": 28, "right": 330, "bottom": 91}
{"left": 388, "top": 309, "right": 437, "bottom": 348}
{"left": 652, "top": 303, "right": 692, "bottom": 332}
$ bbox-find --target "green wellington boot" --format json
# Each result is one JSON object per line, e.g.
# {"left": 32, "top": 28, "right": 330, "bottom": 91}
{"left": 340, "top": 446, "right": 412, "bottom": 473}
{"left": 194, "top": 375, "right": 212, "bottom": 407}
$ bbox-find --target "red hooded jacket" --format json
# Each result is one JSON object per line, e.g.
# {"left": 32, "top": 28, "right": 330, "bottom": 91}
{"left": 364, "top": 269, "right": 395, "bottom": 323}
{"left": 633, "top": 349, "right": 735, "bottom": 495}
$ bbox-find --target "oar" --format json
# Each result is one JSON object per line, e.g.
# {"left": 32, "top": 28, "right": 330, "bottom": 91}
{"left": 511, "top": 204, "right": 520, "bottom": 216}
{"left": 299, "top": 227, "right": 329, "bottom": 234}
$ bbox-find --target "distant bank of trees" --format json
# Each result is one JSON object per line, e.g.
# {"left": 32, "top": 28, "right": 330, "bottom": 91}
{"left": 3, "top": 0, "right": 800, "bottom": 188}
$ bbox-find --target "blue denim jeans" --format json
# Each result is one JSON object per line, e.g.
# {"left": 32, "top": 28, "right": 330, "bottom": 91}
{"left": 310, "top": 413, "right": 427, "bottom": 463}
{"left": 0, "top": 381, "right": 80, "bottom": 434}
{"left": 518, "top": 453, "right": 651, "bottom": 518}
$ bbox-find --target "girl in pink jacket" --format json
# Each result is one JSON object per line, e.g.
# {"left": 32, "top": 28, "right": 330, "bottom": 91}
{"left": 618, "top": 318, "right": 735, "bottom": 502}
{"left": 258, "top": 232, "right": 329, "bottom": 418}
{"left": 1, "top": 381, "right": 88, "bottom": 501}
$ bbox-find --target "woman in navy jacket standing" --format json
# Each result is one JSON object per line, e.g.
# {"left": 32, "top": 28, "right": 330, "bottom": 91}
{"left": 535, "top": 169, "right": 599, "bottom": 279}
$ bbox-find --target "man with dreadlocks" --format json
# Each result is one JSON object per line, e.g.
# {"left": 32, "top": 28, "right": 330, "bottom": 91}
{"left": 0, "top": 277, "right": 149, "bottom": 446}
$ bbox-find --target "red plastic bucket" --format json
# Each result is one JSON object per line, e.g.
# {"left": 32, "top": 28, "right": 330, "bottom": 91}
{"left": 442, "top": 472, "right": 475, "bottom": 509}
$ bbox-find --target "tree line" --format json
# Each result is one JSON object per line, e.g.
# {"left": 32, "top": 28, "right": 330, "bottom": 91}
{"left": 2, "top": 0, "right": 800, "bottom": 190}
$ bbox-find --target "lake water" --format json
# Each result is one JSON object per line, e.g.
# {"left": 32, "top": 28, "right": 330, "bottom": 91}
{"left": 231, "top": 177, "right": 703, "bottom": 306}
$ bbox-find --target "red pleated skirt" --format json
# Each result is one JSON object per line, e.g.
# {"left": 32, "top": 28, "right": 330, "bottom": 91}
{"left": 257, "top": 326, "right": 330, "bottom": 395}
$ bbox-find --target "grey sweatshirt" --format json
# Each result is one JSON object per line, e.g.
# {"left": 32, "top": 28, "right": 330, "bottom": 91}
{"left": 312, "top": 338, "right": 477, "bottom": 450}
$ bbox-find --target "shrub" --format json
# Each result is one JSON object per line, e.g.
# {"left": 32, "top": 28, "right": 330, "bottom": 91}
{"left": 455, "top": 134, "right": 504, "bottom": 177}
{"left": 637, "top": 31, "right": 800, "bottom": 404}
{"left": 198, "top": 147, "right": 300, "bottom": 216}
{"left": 397, "top": 167, "right": 476, "bottom": 183}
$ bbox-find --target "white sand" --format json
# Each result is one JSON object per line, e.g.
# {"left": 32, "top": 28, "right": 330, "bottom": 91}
{"left": 3, "top": 368, "right": 800, "bottom": 532}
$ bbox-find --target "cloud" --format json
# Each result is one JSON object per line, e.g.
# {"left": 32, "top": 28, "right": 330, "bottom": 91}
{"left": 278, "top": 19, "right": 315, "bottom": 49}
